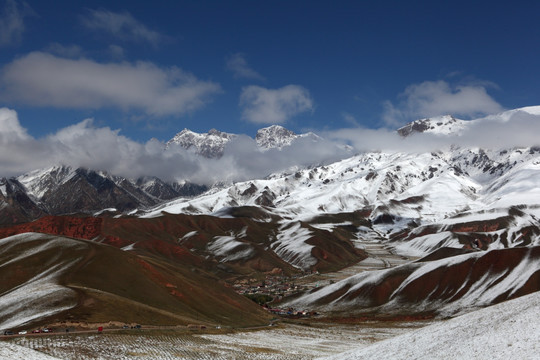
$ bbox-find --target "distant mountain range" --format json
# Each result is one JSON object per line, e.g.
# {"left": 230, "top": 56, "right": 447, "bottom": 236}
{"left": 0, "top": 125, "right": 321, "bottom": 224}
{"left": 165, "top": 124, "right": 320, "bottom": 158}
{"left": 0, "top": 166, "right": 206, "bottom": 225}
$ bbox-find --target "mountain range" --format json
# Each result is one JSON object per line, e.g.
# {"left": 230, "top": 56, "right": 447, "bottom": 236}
{"left": 1, "top": 107, "right": 540, "bottom": 331}
{"left": 0, "top": 125, "right": 321, "bottom": 224}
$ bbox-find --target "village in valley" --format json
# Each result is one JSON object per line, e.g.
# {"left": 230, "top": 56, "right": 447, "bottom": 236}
{"left": 229, "top": 271, "right": 324, "bottom": 318}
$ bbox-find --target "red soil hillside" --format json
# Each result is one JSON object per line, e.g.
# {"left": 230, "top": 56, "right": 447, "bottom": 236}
{"left": 283, "top": 246, "right": 540, "bottom": 318}
{"left": 0, "top": 212, "right": 366, "bottom": 277}
{"left": 0, "top": 233, "right": 272, "bottom": 331}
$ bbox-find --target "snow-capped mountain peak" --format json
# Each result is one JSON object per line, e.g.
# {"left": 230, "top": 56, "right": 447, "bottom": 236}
{"left": 165, "top": 128, "right": 237, "bottom": 158}
{"left": 256, "top": 125, "right": 298, "bottom": 149}
{"left": 397, "top": 115, "right": 467, "bottom": 137}
{"left": 256, "top": 125, "right": 322, "bottom": 149}
{"left": 166, "top": 125, "right": 321, "bottom": 157}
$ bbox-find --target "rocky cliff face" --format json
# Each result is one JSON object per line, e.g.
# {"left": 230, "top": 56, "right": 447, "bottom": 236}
{"left": 165, "top": 128, "right": 237, "bottom": 158}
{"left": 0, "top": 166, "right": 208, "bottom": 223}
{"left": 255, "top": 125, "right": 298, "bottom": 149}
{"left": 0, "top": 178, "right": 45, "bottom": 225}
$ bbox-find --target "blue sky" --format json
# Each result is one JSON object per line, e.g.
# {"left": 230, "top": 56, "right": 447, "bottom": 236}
{"left": 1, "top": 1, "right": 540, "bottom": 181}
{"left": 1, "top": 0, "right": 539, "bottom": 143}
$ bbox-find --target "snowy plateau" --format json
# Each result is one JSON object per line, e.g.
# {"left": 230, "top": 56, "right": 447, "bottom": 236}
{"left": 2, "top": 107, "right": 540, "bottom": 358}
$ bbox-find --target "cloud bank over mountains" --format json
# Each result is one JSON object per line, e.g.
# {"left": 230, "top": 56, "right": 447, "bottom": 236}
{"left": 1, "top": 106, "right": 540, "bottom": 184}
{"left": 0, "top": 107, "right": 345, "bottom": 183}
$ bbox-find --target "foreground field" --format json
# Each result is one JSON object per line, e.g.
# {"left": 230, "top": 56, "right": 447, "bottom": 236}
{"left": 1, "top": 321, "right": 430, "bottom": 359}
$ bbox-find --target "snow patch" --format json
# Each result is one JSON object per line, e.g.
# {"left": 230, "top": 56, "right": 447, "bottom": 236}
{"left": 206, "top": 236, "right": 255, "bottom": 262}
{"left": 273, "top": 222, "right": 316, "bottom": 269}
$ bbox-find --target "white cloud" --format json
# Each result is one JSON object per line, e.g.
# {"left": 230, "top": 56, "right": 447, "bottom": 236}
{"left": 0, "top": 52, "right": 221, "bottom": 116}
{"left": 0, "top": 0, "right": 31, "bottom": 46}
{"left": 240, "top": 85, "right": 314, "bottom": 124}
{"left": 226, "top": 53, "right": 265, "bottom": 80}
{"left": 81, "top": 9, "right": 165, "bottom": 45}
{"left": 383, "top": 80, "right": 504, "bottom": 127}
{"left": 0, "top": 107, "right": 29, "bottom": 140}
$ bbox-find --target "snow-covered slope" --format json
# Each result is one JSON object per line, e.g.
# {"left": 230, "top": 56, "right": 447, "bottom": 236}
{"left": 143, "top": 140, "right": 540, "bottom": 263}
{"left": 1, "top": 165, "right": 208, "bottom": 222}
{"left": 144, "top": 146, "right": 540, "bottom": 222}
{"left": 322, "top": 289, "right": 540, "bottom": 360}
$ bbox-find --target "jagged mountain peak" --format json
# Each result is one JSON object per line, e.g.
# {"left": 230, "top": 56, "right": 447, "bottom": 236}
{"left": 256, "top": 125, "right": 297, "bottom": 149}
{"left": 397, "top": 115, "right": 467, "bottom": 137}
{"left": 166, "top": 124, "right": 318, "bottom": 157}
{"left": 166, "top": 128, "right": 237, "bottom": 158}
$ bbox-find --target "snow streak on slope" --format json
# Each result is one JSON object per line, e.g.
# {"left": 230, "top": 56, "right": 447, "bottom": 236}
{"left": 207, "top": 235, "right": 255, "bottom": 262}
{"left": 272, "top": 222, "right": 316, "bottom": 269}
{"left": 284, "top": 246, "right": 540, "bottom": 317}
{"left": 0, "top": 233, "right": 82, "bottom": 330}
{"left": 322, "top": 290, "right": 540, "bottom": 360}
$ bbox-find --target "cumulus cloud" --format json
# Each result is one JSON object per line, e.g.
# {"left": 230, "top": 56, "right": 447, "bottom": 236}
{"left": 226, "top": 53, "right": 265, "bottom": 80}
{"left": 0, "top": 107, "right": 29, "bottom": 140}
{"left": 383, "top": 80, "right": 504, "bottom": 127}
{"left": 0, "top": 52, "right": 221, "bottom": 116}
{"left": 81, "top": 9, "right": 165, "bottom": 45}
{"left": 0, "top": 0, "right": 32, "bottom": 46}
{"left": 0, "top": 109, "right": 201, "bottom": 179}
{"left": 240, "top": 85, "right": 314, "bottom": 124}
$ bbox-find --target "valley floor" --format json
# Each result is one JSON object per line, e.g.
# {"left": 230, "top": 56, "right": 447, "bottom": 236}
{"left": 3, "top": 288, "right": 540, "bottom": 360}
{"left": 1, "top": 320, "right": 431, "bottom": 359}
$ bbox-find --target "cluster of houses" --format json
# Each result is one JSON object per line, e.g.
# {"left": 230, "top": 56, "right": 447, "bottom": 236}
{"left": 265, "top": 307, "right": 317, "bottom": 318}
{"left": 231, "top": 273, "right": 319, "bottom": 318}
{"left": 232, "top": 274, "right": 308, "bottom": 300}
